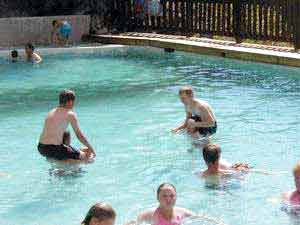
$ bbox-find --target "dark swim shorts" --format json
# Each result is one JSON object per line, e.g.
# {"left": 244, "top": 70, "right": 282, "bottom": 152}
{"left": 38, "top": 143, "right": 80, "bottom": 160}
{"left": 191, "top": 115, "right": 217, "bottom": 136}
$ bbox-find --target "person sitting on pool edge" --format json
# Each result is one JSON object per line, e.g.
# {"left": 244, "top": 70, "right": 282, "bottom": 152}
{"left": 201, "top": 143, "right": 250, "bottom": 177}
{"left": 62, "top": 131, "right": 94, "bottom": 160}
{"left": 125, "top": 183, "right": 226, "bottom": 225}
{"left": 171, "top": 86, "right": 217, "bottom": 138}
{"left": 25, "top": 43, "right": 42, "bottom": 64}
{"left": 38, "top": 89, "right": 96, "bottom": 161}
{"left": 282, "top": 163, "right": 300, "bottom": 206}
{"left": 82, "top": 202, "right": 116, "bottom": 225}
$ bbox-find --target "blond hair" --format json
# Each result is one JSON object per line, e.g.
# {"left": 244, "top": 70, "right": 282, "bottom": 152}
{"left": 179, "top": 86, "right": 194, "bottom": 97}
{"left": 293, "top": 163, "right": 300, "bottom": 176}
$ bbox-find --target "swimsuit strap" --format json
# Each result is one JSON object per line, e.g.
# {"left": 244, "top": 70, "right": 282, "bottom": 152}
{"left": 153, "top": 208, "right": 182, "bottom": 225}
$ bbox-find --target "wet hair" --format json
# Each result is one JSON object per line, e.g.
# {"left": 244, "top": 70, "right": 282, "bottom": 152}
{"left": 59, "top": 89, "right": 76, "bottom": 106}
{"left": 293, "top": 163, "right": 300, "bottom": 176}
{"left": 203, "top": 143, "right": 221, "bottom": 164}
{"left": 52, "top": 20, "right": 58, "bottom": 27}
{"left": 179, "top": 86, "right": 194, "bottom": 97}
{"left": 11, "top": 50, "right": 18, "bottom": 58}
{"left": 82, "top": 202, "right": 116, "bottom": 225}
{"left": 25, "top": 43, "right": 34, "bottom": 51}
{"left": 62, "top": 131, "right": 70, "bottom": 145}
{"left": 157, "top": 183, "right": 176, "bottom": 199}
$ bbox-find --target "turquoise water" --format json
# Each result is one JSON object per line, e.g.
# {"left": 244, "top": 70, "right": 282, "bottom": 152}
{"left": 0, "top": 47, "right": 300, "bottom": 225}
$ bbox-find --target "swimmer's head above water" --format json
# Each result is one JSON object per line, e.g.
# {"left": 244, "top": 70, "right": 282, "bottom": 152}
{"left": 59, "top": 89, "right": 76, "bottom": 109}
{"left": 156, "top": 183, "right": 177, "bottom": 210}
{"left": 82, "top": 202, "right": 116, "bottom": 225}
{"left": 203, "top": 143, "right": 221, "bottom": 166}
{"left": 179, "top": 86, "right": 194, "bottom": 105}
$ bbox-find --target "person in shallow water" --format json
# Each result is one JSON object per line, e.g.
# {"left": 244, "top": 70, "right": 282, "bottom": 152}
{"left": 25, "top": 43, "right": 42, "bottom": 64}
{"left": 37, "top": 90, "right": 96, "bottom": 161}
{"left": 171, "top": 86, "right": 217, "bottom": 138}
{"left": 82, "top": 202, "right": 116, "bottom": 225}
{"left": 125, "top": 183, "right": 226, "bottom": 225}
{"left": 200, "top": 143, "right": 251, "bottom": 177}
{"left": 282, "top": 163, "right": 300, "bottom": 208}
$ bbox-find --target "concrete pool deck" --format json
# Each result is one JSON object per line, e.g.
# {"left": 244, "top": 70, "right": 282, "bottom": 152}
{"left": 90, "top": 33, "right": 300, "bottom": 68}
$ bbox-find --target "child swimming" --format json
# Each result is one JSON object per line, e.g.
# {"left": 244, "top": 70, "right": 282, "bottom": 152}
{"left": 200, "top": 143, "right": 251, "bottom": 177}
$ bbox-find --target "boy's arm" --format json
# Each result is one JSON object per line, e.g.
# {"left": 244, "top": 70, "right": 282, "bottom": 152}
{"left": 68, "top": 112, "right": 96, "bottom": 156}
{"left": 171, "top": 111, "right": 192, "bottom": 133}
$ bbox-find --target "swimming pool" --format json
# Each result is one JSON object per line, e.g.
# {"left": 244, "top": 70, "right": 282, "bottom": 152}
{"left": 0, "top": 46, "right": 300, "bottom": 225}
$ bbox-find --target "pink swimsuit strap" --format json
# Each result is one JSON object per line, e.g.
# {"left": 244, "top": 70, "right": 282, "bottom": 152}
{"left": 153, "top": 208, "right": 184, "bottom": 225}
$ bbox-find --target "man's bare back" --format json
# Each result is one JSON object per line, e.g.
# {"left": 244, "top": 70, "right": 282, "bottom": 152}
{"left": 39, "top": 107, "right": 71, "bottom": 145}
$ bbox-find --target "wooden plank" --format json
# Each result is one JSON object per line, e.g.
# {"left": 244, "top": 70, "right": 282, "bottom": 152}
{"left": 195, "top": 0, "right": 199, "bottom": 32}
{"left": 169, "top": 0, "right": 174, "bottom": 30}
{"left": 217, "top": 2, "right": 221, "bottom": 35}
{"left": 263, "top": 3, "right": 268, "bottom": 40}
{"left": 269, "top": 1, "right": 274, "bottom": 40}
{"left": 175, "top": 0, "right": 179, "bottom": 28}
{"left": 222, "top": 1, "right": 226, "bottom": 35}
{"left": 207, "top": 2, "right": 212, "bottom": 33}
{"left": 162, "top": 0, "right": 167, "bottom": 30}
{"left": 248, "top": 1, "right": 252, "bottom": 37}
{"left": 181, "top": 0, "right": 185, "bottom": 32}
{"left": 203, "top": 2, "right": 207, "bottom": 33}
{"left": 211, "top": 2, "right": 216, "bottom": 33}
{"left": 226, "top": 3, "right": 231, "bottom": 35}
{"left": 275, "top": 0, "right": 280, "bottom": 40}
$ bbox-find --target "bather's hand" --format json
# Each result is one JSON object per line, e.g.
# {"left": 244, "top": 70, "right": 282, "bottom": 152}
{"left": 187, "top": 118, "right": 197, "bottom": 129}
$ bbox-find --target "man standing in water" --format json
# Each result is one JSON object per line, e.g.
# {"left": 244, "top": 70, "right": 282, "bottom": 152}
{"left": 38, "top": 90, "right": 96, "bottom": 161}
{"left": 172, "top": 86, "right": 217, "bottom": 137}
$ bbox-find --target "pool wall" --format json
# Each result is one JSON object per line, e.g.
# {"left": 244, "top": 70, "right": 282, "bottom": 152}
{"left": 0, "top": 15, "right": 90, "bottom": 47}
{"left": 91, "top": 34, "right": 300, "bottom": 68}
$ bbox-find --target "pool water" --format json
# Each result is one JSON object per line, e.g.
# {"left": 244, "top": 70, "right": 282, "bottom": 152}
{"left": 0, "top": 47, "right": 300, "bottom": 225}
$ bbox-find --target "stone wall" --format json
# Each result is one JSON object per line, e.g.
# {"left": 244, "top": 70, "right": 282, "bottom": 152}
{"left": 0, "top": 15, "right": 90, "bottom": 47}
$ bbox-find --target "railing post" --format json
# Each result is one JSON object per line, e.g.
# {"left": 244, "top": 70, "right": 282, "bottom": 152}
{"left": 162, "top": 0, "right": 167, "bottom": 31}
{"left": 186, "top": 0, "right": 193, "bottom": 35}
{"left": 294, "top": 0, "right": 300, "bottom": 51}
{"left": 233, "top": 0, "right": 242, "bottom": 43}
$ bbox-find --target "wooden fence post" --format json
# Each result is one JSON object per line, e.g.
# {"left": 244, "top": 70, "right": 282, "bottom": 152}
{"left": 233, "top": 0, "right": 242, "bottom": 43}
{"left": 294, "top": 0, "right": 300, "bottom": 50}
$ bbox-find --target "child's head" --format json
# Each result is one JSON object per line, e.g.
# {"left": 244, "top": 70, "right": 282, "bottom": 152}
{"left": 179, "top": 86, "right": 194, "bottom": 104}
{"left": 62, "top": 131, "right": 71, "bottom": 145}
{"left": 82, "top": 202, "right": 116, "bottom": 225}
{"left": 25, "top": 43, "right": 34, "bottom": 55}
{"left": 52, "top": 20, "right": 59, "bottom": 28}
{"left": 203, "top": 143, "right": 221, "bottom": 166}
{"left": 11, "top": 50, "right": 18, "bottom": 58}
{"left": 11, "top": 50, "right": 18, "bottom": 62}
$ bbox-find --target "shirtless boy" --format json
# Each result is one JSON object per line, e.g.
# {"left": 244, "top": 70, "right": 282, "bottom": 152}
{"left": 38, "top": 90, "right": 95, "bottom": 161}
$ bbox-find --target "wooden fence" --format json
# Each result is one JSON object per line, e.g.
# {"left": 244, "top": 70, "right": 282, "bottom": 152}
{"left": 108, "top": 0, "right": 300, "bottom": 50}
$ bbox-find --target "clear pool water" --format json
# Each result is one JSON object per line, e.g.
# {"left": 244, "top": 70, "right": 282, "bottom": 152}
{"left": 0, "top": 47, "right": 300, "bottom": 225}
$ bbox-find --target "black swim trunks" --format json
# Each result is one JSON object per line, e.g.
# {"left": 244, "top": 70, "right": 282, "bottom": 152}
{"left": 191, "top": 115, "right": 217, "bottom": 136}
{"left": 37, "top": 143, "right": 80, "bottom": 160}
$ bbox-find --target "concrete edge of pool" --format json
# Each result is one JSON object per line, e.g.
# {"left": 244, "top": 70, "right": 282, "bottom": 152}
{"left": 90, "top": 34, "right": 300, "bottom": 68}
{"left": 0, "top": 44, "right": 126, "bottom": 57}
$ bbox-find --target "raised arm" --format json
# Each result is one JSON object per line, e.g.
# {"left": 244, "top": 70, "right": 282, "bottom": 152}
{"left": 68, "top": 112, "right": 96, "bottom": 156}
